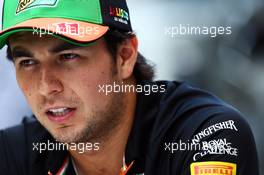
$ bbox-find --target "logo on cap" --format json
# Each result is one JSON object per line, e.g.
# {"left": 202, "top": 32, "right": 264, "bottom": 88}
{"left": 109, "top": 6, "right": 129, "bottom": 25}
{"left": 16, "top": 0, "right": 59, "bottom": 14}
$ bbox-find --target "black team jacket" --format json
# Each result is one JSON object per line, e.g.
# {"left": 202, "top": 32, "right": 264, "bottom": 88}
{"left": 0, "top": 81, "right": 260, "bottom": 175}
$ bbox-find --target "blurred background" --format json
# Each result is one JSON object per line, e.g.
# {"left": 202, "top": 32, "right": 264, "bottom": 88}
{"left": 0, "top": 0, "right": 263, "bottom": 173}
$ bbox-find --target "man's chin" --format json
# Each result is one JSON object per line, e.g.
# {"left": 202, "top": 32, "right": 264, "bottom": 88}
{"left": 50, "top": 125, "right": 82, "bottom": 144}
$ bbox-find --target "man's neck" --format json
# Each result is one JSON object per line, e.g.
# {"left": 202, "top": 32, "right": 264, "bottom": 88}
{"left": 69, "top": 83, "right": 137, "bottom": 175}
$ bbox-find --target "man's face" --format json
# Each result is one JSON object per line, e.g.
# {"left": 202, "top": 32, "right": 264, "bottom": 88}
{"left": 9, "top": 32, "right": 126, "bottom": 143}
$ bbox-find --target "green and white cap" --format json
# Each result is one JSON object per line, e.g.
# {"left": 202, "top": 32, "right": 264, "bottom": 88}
{"left": 0, "top": 0, "right": 132, "bottom": 48}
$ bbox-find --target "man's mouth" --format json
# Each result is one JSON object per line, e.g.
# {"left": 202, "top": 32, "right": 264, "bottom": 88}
{"left": 47, "top": 107, "right": 73, "bottom": 116}
{"left": 46, "top": 107, "right": 76, "bottom": 123}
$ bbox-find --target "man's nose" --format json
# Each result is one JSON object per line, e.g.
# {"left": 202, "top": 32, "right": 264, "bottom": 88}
{"left": 38, "top": 67, "right": 64, "bottom": 96}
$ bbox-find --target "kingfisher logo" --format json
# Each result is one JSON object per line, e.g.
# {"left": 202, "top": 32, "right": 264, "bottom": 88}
{"left": 109, "top": 6, "right": 129, "bottom": 25}
{"left": 16, "top": 0, "right": 59, "bottom": 14}
{"left": 190, "top": 162, "right": 236, "bottom": 175}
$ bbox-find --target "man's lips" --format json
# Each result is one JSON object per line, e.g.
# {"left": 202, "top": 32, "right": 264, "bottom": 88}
{"left": 45, "top": 107, "right": 76, "bottom": 124}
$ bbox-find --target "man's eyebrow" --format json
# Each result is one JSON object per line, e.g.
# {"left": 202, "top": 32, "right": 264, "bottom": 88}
{"left": 49, "top": 42, "right": 84, "bottom": 53}
{"left": 11, "top": 46, "right": 34, "bottom": 61}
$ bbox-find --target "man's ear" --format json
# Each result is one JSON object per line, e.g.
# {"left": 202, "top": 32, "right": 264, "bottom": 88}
{"left": 116, "top": 36, "right": 138, "bottom": 80}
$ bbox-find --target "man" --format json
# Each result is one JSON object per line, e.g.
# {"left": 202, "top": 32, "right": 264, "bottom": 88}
{"left": 0, "top": 0, "right": 259, "bottom": 175}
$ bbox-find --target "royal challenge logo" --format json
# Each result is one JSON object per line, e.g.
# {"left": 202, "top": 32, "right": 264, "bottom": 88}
{"left": 16, "top": 0, "right": 59, "bottom": 14}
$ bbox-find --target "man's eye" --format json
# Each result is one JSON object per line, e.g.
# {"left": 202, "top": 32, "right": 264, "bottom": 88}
{"left": 60, "top": 53, "right": 79, "bottom": 61}
{"left": 19, "top": 59, "right": 36, "bottom": 67}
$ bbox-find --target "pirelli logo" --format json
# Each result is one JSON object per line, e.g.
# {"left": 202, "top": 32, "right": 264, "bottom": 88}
{"left": 190, "top": 161, "right": 236, "bottom": 175}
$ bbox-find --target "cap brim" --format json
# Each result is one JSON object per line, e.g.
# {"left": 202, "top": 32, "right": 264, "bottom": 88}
{"left": 0, "top": 18, "right": 109, "bottom": 48}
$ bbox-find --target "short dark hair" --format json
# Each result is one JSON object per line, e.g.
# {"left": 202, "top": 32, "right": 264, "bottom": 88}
{"left": 6, "top": 30, "right": 155, "bottom": 82}
{"left": 6, "top": 43, "right": 12, "bottom": 61}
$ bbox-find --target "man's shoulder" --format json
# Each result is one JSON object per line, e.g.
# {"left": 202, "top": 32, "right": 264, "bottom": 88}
{"left": 148, "top": 80, "right": 240, "bottom": 121}
{"left": 136, "top": 80, "right": 248, "bottom": 139}
{"left": 0, "top": 117, "right": 50, "bottom": 174}
{"left": 140, "top": 81, "right": 259, "bottom": 174}
{"left": 157, "top": 80, "right": 228, "bottom": 108}
{"left": 0, "top": 117, "right": 51, "bottom": 154}
{"left": 1, "top": 117, "right": 48, "bottom": 140}
{"left": 150, "top": 80, "right": 250, "bottom": 138}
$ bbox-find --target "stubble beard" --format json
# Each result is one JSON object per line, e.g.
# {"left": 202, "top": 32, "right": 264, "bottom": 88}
{"left": 58, "top": 91, "right": 126, "bottom": 144}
